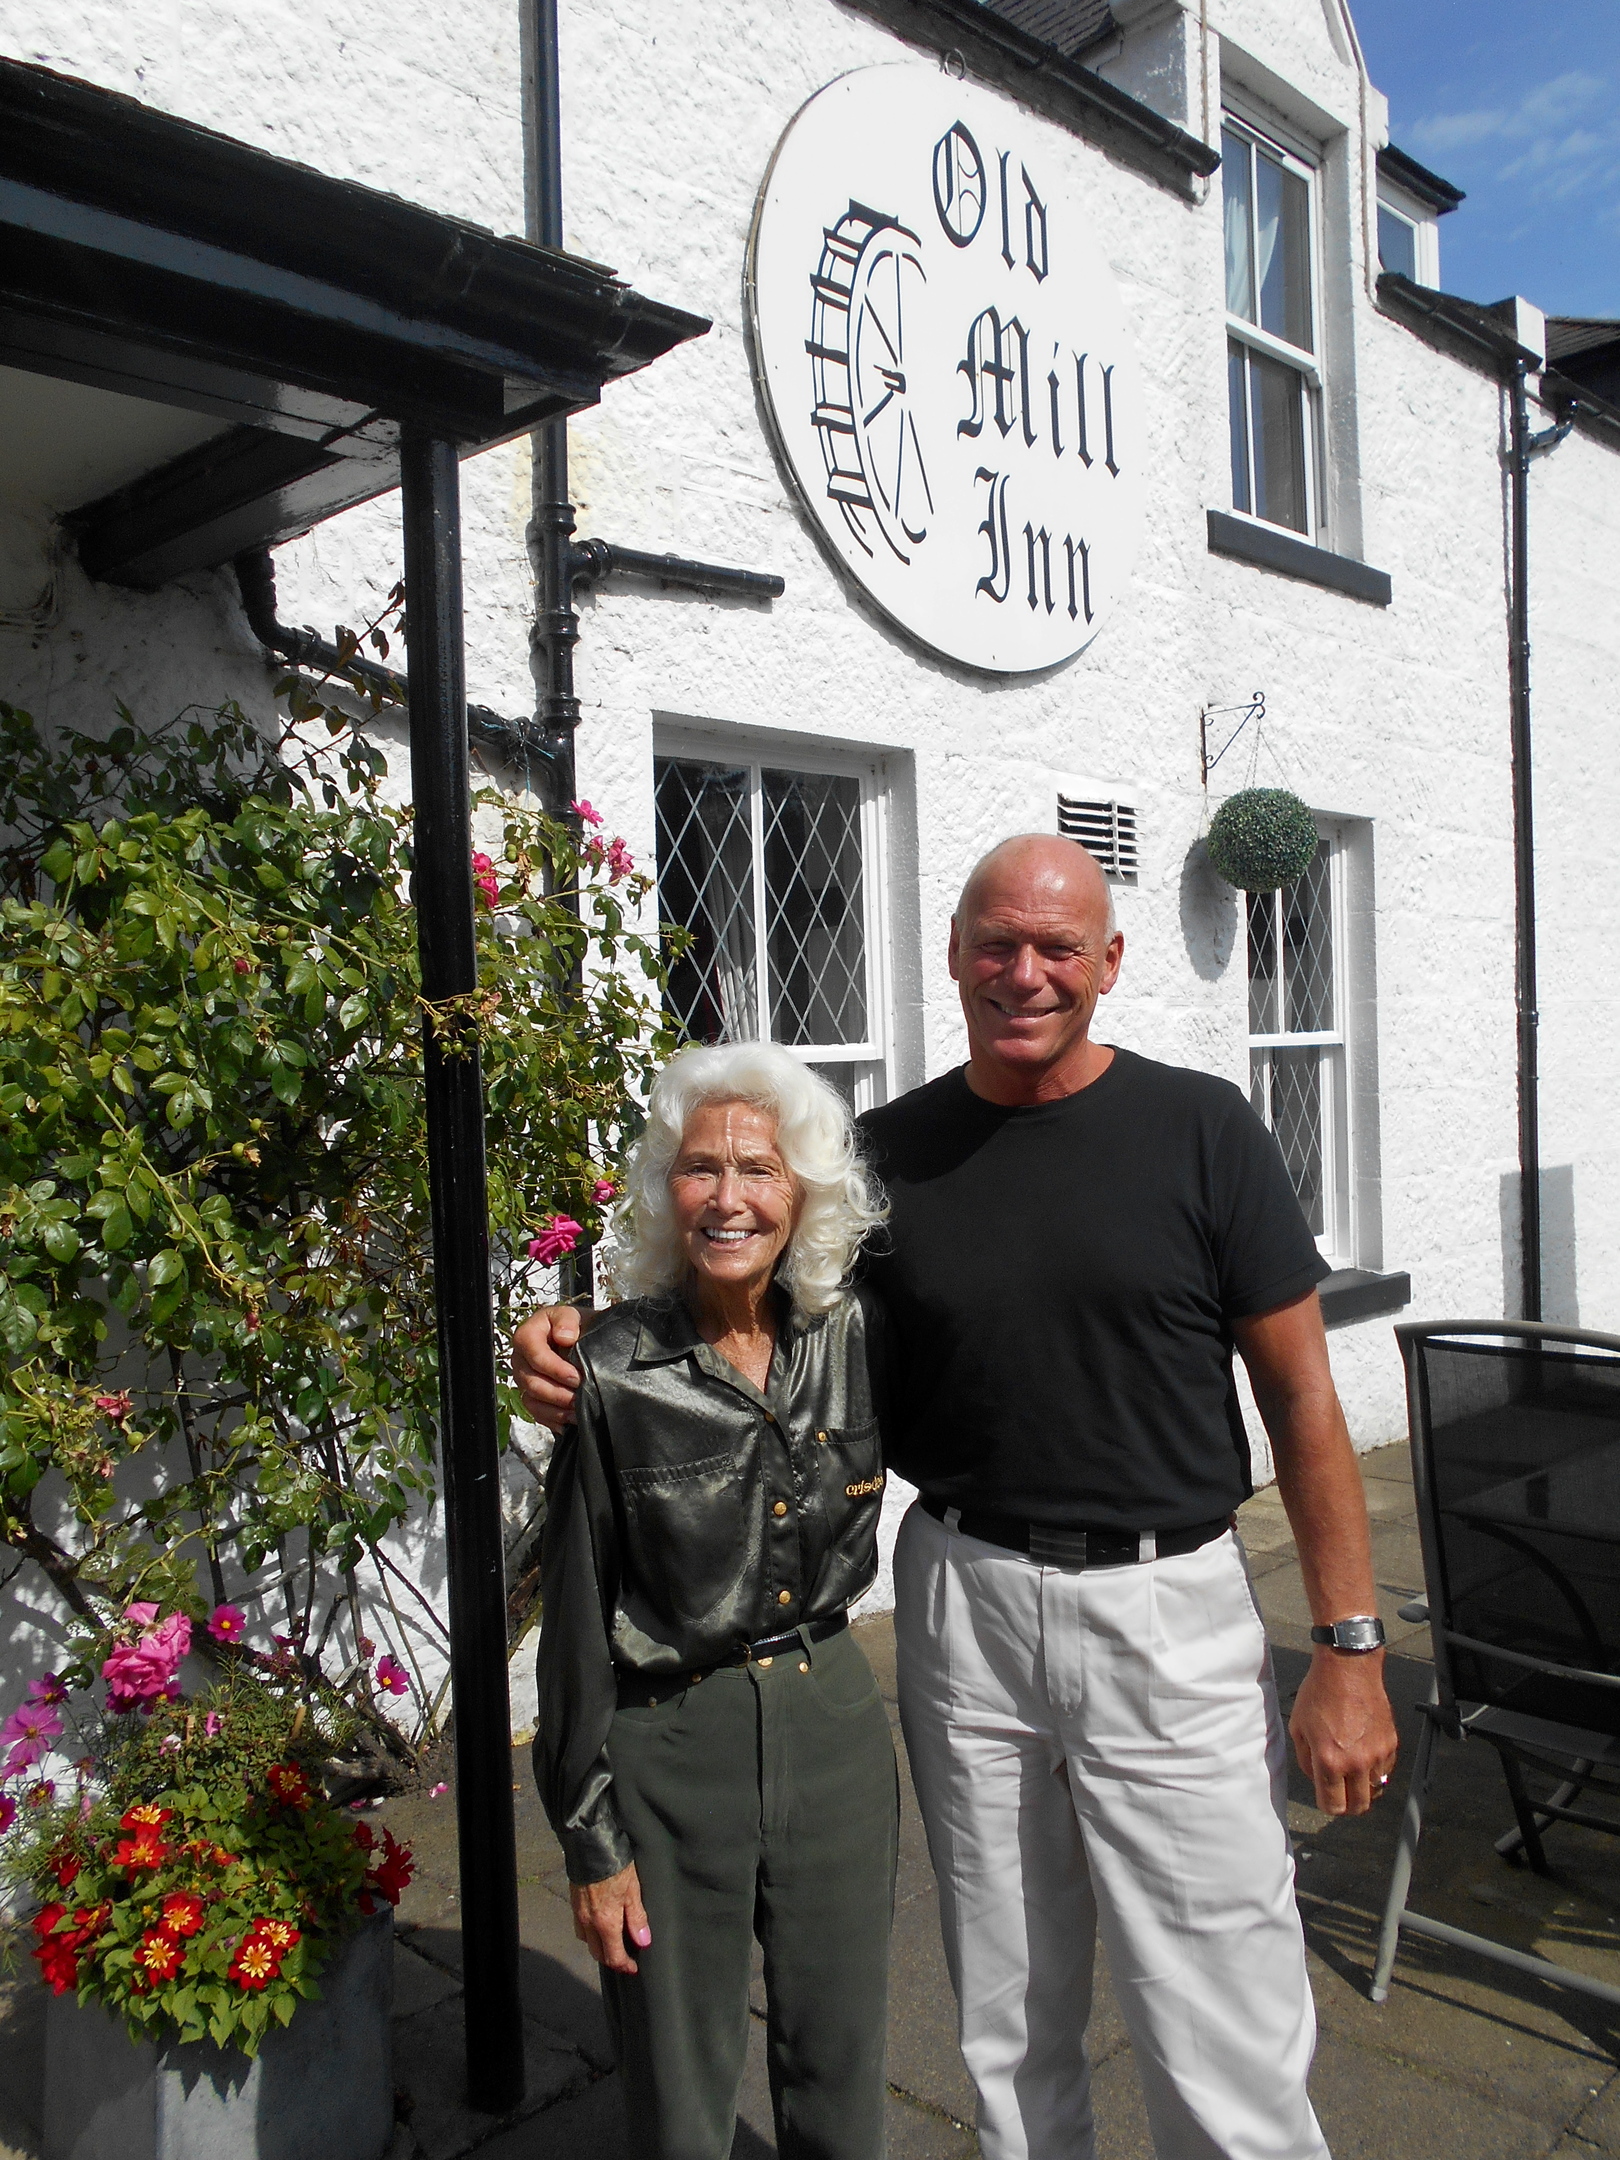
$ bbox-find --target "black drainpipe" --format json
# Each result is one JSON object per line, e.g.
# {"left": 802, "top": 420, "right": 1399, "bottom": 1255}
{"left": 528, "top": 0, "right": 578, "bottom": 809}
{"left": 1505, "top": 358, "right": 1573, "bottom": 1323}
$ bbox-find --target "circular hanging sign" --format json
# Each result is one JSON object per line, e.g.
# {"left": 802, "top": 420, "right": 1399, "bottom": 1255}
{"left": 748, "top": 64, "right": 1146, "bottom": 675}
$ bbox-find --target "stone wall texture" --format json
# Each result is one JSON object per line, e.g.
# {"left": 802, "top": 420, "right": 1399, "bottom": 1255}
{"left": 1, "top": 0, "right": 1616, "bottom": 1679}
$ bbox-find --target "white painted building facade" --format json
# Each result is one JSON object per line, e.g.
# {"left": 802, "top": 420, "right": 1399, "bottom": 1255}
{"left": 2, "top": 0, "right": 1618, "bottom": 1669}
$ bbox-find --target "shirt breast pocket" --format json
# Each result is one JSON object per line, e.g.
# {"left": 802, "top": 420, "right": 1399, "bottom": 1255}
{"left": 617, "top": 1448, "right": 760, "bottom": 1629}
{"left": 813, "top": 1419, "right": 886, "bottom": 1538}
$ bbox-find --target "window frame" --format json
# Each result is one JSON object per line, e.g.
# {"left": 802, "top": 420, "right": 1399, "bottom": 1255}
{"left": 1375, "top": 181, "right": 1440, "bottom": 289}
{"left": 653, "top": 723, "right": 897, "bottom": 1112}
{"left": 1245, "top": 821, "right": 1354, "bottom": 1266}
{"left": 1221, "top": 108, "right": 1327, "bottom": 545}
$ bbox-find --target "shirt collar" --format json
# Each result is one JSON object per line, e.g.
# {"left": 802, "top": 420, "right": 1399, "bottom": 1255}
{"left": 630, "top": 1288, "right": 819, "bottom": 1367}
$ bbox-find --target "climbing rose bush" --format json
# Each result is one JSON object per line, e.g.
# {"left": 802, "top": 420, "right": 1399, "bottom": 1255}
{"left": 0, "top": 694, "right": 673, "bottom": 1736}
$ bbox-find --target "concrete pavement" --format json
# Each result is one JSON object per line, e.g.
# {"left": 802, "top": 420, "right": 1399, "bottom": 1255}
{"left": 1, "top": 1441, "right": 1616, "bottom": 2157}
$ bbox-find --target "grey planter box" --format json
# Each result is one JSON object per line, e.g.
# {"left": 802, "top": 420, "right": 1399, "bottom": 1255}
{"left": 44, "top": 1910, "right": 394, "bottom": 2160}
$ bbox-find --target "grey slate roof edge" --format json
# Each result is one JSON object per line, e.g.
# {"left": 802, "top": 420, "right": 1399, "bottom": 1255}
{"left": 835, "top": 0, "right": 1220, "bottom": 188}
{"left": 1376, "top": 144, "right": 1465, "bottom": 216}
{"left": 981, "top": 0, "right": 1117, "bottom": 60}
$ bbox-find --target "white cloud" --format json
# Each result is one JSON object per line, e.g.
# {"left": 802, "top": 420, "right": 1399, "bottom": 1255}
{"left": 1408, "top": 68, "right": 1620, "bottom": 212}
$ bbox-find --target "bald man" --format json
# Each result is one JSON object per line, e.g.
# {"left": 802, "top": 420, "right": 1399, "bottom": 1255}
{"left": 513, "top": 835, "right": 1396, "bottom": 2160}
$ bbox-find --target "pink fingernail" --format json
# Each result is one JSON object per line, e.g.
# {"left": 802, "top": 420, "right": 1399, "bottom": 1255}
{"left": 633, "top": 1927, "right": 652, "bottom": 1947}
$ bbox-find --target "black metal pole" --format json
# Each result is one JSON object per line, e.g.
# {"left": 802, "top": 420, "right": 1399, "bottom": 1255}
{"left": 530, "top": 0, "right": 580, "bottom": 808}
{"left": 400, "top": 430, "right": 526, "bottom": 2114}
{"left": 1507, "top": 360, "right": 1541, "bottom": 1323}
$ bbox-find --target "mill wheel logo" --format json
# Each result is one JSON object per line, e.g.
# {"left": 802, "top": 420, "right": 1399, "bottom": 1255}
{"left": 748, "top": 66, "right": 1146, "bottom": 676}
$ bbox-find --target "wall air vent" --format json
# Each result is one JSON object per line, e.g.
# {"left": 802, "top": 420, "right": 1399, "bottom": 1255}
{"left": 1057, "top": 795, "right": 1139, "bottom": 883}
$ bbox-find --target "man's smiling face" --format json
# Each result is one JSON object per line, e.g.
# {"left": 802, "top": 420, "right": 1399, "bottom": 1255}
{"left": 948, "top": 837, "right": 1124, "bottom": 1096}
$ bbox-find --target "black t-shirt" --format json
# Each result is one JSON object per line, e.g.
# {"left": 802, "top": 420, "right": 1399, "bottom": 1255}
{"left": 856, "top": 1048, "right": 1329, "bottom": 1531}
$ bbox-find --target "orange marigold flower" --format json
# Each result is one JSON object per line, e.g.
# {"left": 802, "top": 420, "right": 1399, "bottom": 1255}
{"left": 160, "top": 1892, "right": 206, "bottom": 1938}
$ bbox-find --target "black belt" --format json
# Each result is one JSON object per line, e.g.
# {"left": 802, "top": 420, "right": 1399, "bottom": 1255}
{"left": 618, "top": 1612, "right": 848, "bottom": 1710}
{"left": 921, "top": 1494, "right": 1231, "bottom": 1571}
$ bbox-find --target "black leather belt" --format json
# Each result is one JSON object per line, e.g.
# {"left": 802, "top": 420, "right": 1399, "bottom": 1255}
{"left": 617, "top": 1612, "right": 848, "bottom": 1710}
{"left": 921, "top": 1494, "right": 1231, "bottom": 1571}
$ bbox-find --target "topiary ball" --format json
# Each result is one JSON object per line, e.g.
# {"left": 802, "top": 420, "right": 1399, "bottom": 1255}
{"left": 1206, "top": 788, "right": 1319, "bottom": 893}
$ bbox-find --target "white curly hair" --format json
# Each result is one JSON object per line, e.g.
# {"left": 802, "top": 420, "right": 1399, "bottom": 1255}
{"left": 602, "top": 1042, "right": 887, "bottom": 1315}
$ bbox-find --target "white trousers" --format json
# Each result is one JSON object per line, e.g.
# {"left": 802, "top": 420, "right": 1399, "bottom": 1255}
{"left": 893, "top": 1502, "right": 1330, "bottom": 2160}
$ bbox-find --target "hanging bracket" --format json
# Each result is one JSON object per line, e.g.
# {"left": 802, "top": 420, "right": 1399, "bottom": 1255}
{"left": 1199, "top": 691, "right": 1266, "bottom": 788}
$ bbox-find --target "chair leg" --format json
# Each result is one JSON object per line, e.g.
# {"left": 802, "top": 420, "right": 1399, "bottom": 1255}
{"left": 1497, "top": 1747, "right": 1552, "bottom": 1874}
{"left": 1495, "top": 1762, "right": 1592, "bottom": 1859}
{"left": 1371, "top": 1701, "right": 1440, "bottom": 2003}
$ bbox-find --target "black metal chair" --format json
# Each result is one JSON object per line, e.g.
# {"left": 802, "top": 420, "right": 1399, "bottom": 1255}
{"left": 1372, "top": 1320, "right": 1620, "bottom": 2009}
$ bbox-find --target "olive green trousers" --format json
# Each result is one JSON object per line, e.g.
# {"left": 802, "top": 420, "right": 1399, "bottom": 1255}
{"left": 601, "top": 1626, "right": 899, "bottom": 2160}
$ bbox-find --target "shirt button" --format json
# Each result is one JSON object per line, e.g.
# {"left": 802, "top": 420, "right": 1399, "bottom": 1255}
{"left": 798, "top": 1660, "right": 810, "bottom": 1674}
{"left": 756, "top": 1655, "right": 773, "bottom": 1668}
{"left": 764, "top": 1410, "right": 777, "bottom": 1423}
{"left": 816, "top": 1430, "right": 828, "bottom": 1443}
{"left": 777, "top": 1589, "right": 792, "bottom": 1606}
{"left": 773, "top": 1501, "right": 788, "bottom": 1518}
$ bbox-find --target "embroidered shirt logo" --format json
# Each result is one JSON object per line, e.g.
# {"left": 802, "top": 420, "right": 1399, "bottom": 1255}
{"left": 844, "top": 1473, "right": 885, "bottom": 1499}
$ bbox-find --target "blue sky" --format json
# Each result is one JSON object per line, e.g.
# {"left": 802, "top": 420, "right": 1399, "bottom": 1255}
{"left": 1350, "top": 0, "right": 1619, "bottom": 319}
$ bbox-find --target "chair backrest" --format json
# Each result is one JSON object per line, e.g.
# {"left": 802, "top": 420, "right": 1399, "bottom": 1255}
{"left": 1398, "top": 1321, "right": 1620, "bottom": 1735}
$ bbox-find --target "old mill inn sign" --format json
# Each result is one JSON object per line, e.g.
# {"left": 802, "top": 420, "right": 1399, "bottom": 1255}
{"left": 749, "top": 64, "right": 1146, "bottom": 675}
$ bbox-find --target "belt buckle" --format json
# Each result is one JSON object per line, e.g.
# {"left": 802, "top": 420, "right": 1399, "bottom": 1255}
{"left": 1027, "top": 1524, "right": 1092, "bottom": 1572}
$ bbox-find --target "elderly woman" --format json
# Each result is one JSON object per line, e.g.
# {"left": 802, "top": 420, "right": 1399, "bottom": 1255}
{"left": 533, "top": 1041, "right": 896, "bottom": 2160}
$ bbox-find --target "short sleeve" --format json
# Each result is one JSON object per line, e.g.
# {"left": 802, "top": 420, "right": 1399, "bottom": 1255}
{"left": 1210, "top": 1095, "right": 1332, "bottom": 1319}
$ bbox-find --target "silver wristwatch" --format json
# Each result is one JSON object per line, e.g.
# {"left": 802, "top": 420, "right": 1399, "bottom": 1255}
{"left": 1310, "top": 1615, "right": 1386, "bottom": 1653}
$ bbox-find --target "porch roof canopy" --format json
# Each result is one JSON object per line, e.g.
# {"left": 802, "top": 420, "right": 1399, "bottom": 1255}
{"left": 0, "top": 57, "right": 708, "bottom": 588}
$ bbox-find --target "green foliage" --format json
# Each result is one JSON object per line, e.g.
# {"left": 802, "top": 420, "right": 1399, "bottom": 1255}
{"left": 1205, "top": 788, "right": 1320, "bottom": 894}
{"left": 11, "top": 1660, "right": 406, "bottom": 2054}
{"left": 0, "top": 686, "right": 672, "bottom": 1720}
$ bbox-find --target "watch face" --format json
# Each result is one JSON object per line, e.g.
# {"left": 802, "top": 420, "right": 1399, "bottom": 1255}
{"left": 1337, "top": 1618, "right": 1383, "bottom": 1650}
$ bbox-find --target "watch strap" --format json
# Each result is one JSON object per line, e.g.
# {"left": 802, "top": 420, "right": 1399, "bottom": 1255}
{"left": 1310, "top": 1615, "right": 1386, "bottom": 1652}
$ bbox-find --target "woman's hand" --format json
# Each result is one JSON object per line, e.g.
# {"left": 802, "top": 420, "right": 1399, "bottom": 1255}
{"left": 570, "top": 1862, "right": 652, "bottom": 1975}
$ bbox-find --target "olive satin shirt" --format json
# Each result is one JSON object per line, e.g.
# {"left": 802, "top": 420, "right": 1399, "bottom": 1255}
{"left": 533, "top": 1287, "right": 889, "bottom": 1885}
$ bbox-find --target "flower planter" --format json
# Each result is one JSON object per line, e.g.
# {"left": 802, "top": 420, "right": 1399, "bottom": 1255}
{"left": 43, "top": 1909, "right": 394, "bottom": 2160}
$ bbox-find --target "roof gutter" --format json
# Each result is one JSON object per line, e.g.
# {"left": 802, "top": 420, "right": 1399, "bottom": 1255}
{"left": 847, "top": 0, "right": 1220, "bottom": 184}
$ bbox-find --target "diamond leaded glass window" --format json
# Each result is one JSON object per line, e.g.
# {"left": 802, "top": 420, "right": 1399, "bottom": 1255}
{"left": 1246, "top": 832, "right": 1349, "bottom": 1258}
{"left": 655, "top": 749, "right": 886, "bottom": 1108}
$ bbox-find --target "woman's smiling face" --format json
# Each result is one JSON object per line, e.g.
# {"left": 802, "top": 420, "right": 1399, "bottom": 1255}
{"left": 669, "top": 1100, "right": 800, "bottom": 1301}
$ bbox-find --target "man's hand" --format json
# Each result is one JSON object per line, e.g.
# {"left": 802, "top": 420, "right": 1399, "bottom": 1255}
{"left": 1289, "top": 1649, "right": 1399, "bottom": 1816}
{"left": 570, "top": 1861, "right": 652, "bottom": 1975}
{"left": 1234, "top": 1290, "right": 1399, "bottom": 1818}
{"left": 512, "top": 1305, "right": 583, "bottom": 1430}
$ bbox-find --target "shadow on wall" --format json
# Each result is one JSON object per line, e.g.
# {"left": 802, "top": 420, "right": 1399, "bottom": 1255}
{"left": 1179, "top": 839, "right": 1238, "bottom": 981}
{"left": 1499, "top": 1164, "right": 1579, "bottom": 1324}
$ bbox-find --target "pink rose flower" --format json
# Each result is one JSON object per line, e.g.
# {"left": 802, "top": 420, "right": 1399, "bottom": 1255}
{"left": 583, "top": 834, "right": 635, "bottom": 885}
{"left": 375, "top": 1655, "right": 410, "bottom": 1698}
{"left": 102, "top": 1608, "right": 191, "bottom": 1715}
{"left": 591, "top": 1180, "right": 617, "bottom": 1207}
{"left": 471, "top": 851, "right": 499, "bottom": 908}
{"left": 93, "top": 1392, "right": 133, "bottom": 1423}
{"left": 207, "top": 1604, "right": 246, "bottom": 1644}
{"left": 569, "top": 798, "right": 603, "bottom": 828}
{"left": 529, "top": 1216, "right": 583, "bottom": 1267}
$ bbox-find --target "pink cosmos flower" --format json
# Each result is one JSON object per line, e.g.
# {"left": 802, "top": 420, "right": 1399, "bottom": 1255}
{"left": 529, "top": 1216, "right": 583, "bottom": 1267}
{"left": 93, "top": 1392, "right": 132, "bottom": 1423}
{"left": 0, "top": 1795, "right": 16, "bottom": 1834}
{"left": 591, "top": 1180, "right": 617, "bottom": 1207}
{"left": 102, "top": 1607, "right": 191, "bottom": 1715}
{"left": 28, "top": 1674, "right": 68, "bottom": 1706}
{"left": 375, "top": 1655, "right": 410, "bottom": 1698}
{"left": 569, "top": 799, "right": 603, "bottom": 828}
{"left": 206, "top": 1604, "right": 246, "bottom": 1644}
{"left": 0, "top": 1699, "right": 62, "bottom": 1773}
{"left": 471, "top": 851, "right": 499, "bottom": 908}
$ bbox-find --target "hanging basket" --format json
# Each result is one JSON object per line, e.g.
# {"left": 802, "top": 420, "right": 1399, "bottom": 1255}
{"left": 1206, "top": 788, "right": 1319, "bottom": 893}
